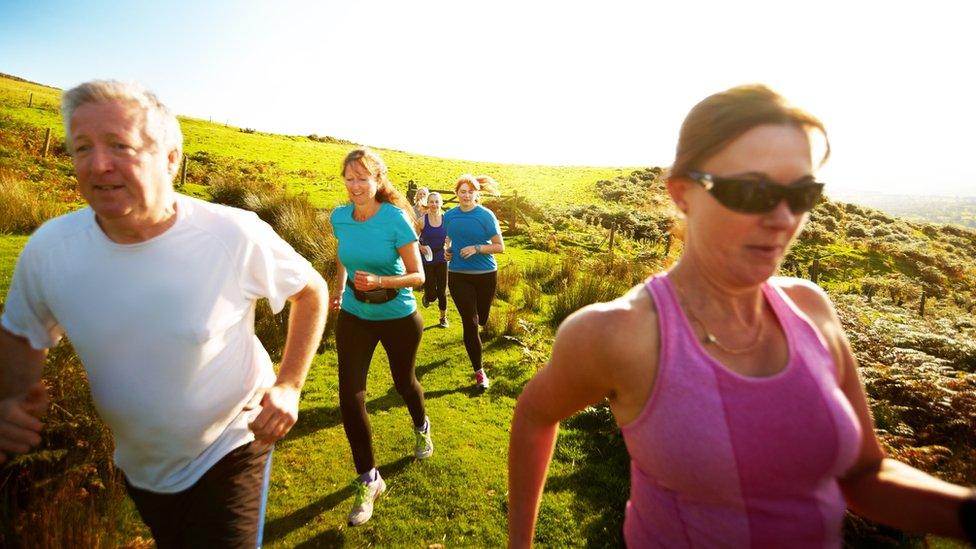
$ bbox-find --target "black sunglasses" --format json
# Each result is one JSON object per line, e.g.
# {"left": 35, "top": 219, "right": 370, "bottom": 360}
{"left": 686, "top": 171, "right": 825, "bottom": 214}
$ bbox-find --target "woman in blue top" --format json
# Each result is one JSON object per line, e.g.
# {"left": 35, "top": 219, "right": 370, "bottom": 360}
{"left": 329, "top": 148, "right": 432, "bottom": 527}
{"left": 419, "top": 192, "right": 449, "bottom": 328}
{"left": 444, "top": 174, "right": 504, "bottom": 390}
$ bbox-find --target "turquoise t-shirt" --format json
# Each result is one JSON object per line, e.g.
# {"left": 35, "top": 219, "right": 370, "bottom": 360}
{"left": 331, "top": 202, "right": 418, "bottom": 320}
{"left": 443, "top": 205, "right": 501, "bottom": 273}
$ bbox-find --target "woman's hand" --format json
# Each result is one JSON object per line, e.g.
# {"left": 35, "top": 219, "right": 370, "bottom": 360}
{"left": 459, "top": 245, "right": 479, "bottom": 259}
{"left": 330, "top": 294, "right": 342, "bottom": 311}
{"left": 420, "top": 245, "right": 432, "bottom": 256}
{"left": 354, "top": 270, "right": 383, "bottom": 291}
{"left": 444, "top": 248, "right": 452, "bottom": 261}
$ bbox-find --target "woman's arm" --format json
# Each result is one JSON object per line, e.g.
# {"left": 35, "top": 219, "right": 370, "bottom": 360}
{"left": 460, "top": 234, "right": 504, "bottom": 258}
{"left": 353, "top": 241, "right": 425, "bottom": 290}
{"left": 836, "top": 336, "right": 970, "bottom": 538}
{"left": 508, "top": 303, "right": 640, "bottom": 548}
{"left": 787, "top": 281, "right": 971, "bottom": 539}
{"left": 331, "top": 259, "right": 346, "bottom": 310}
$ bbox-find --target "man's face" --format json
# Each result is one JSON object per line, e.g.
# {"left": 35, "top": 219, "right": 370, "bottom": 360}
{"left": 69, "top": 100, "right": 178, "bottom": 228}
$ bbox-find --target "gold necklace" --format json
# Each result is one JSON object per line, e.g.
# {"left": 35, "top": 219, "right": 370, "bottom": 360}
{"left": 674, "top": 284, "right": 766, "bottom": 355}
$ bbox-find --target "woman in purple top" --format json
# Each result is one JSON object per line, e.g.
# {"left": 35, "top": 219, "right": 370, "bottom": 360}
{"left": 508, "top": 85, "right": 976, "bottom": 547}
{"left": 419, "top": 192, "right": 449, "bottom": 328}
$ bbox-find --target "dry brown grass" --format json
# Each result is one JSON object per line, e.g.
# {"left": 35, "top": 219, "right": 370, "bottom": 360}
{"left": 0, "top": 170, "right": 66, "bottom": 234}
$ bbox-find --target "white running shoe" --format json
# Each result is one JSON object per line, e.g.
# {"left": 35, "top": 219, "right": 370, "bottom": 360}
{"left": 347, "top": 473, "right": 386, "bottom": 526}
{"left": 474, "top": 368, "right": 490, "bottom": 390}
{"left": 414, "top": 417, "right": 433, "bottom": 459}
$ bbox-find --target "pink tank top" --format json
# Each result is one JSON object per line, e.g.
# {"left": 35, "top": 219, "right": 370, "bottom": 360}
{"left": 620, "top": 275, "right": 862, "bottom": 548}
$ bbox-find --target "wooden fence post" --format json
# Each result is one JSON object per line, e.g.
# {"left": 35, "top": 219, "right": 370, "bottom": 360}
{"left": 28, "top": 92, "right": 33, "bottom": 107}
{"left": 608, "top": 223, "right": 616, "bottom": 263}
{"left": 180, "top": 156, "right": 188, "bottom": 188}
{"left": 42, "top": 128, "right": 52, "bottom": 157}
{"left": 809, "top": 258, "right": 820, "bottom": 284}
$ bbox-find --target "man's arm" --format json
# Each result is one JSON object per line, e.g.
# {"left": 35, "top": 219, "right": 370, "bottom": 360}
{"left": 0, "top": 326, "right": 49, "bottom": 464}
{"left": 248, "top": 272, "right": 328, "bottom": 444}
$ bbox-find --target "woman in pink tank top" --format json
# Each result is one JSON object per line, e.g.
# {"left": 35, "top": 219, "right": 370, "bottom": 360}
{"left": 508, "top": 85, "right": 976, "bottom": 548}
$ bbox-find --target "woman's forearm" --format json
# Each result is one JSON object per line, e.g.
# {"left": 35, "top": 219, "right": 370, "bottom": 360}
{"left": 841, "top": 458, "right": 971, "bottom": 539}
{"left": 378, "top": 271, "right": 425, "bottom": 290}
{"left": 508, "top": 397, "right": 560, "bottom": 549}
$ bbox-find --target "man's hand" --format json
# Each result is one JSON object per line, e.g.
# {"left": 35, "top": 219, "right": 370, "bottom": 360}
{"left": 444, "top": 248, "right": 452, "bottom": 261}
{"left": 0, "top": 382, "right": 49, "bottom": 464}
{"left": 459, "top": 245, "right": 479, "bottom": 259}
{"left": 247, "top": 384, "right": 300, "bottom": 446}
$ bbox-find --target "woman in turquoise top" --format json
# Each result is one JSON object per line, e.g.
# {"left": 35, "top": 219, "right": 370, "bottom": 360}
{"left": 329, "top": 148, "right": 432, "bottom": 527}
{"left": 444, "top": 174, "right": 504, "bottom": 390}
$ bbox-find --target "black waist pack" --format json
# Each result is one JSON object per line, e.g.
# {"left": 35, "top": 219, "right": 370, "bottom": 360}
{"left": 347, "top": 278, "right": 398, "bottom": 304}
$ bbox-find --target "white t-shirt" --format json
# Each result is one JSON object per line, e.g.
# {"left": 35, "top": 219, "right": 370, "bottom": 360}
{"left": 1, "top": 194, "right": 315, "bottom": 493}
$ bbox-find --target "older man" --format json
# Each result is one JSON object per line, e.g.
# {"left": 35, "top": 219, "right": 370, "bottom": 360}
{"left": 0, "top": 81, "right": 328, "bottom": 547}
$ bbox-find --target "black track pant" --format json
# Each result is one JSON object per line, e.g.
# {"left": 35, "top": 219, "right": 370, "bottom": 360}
{"left": 125, "top": 441, "right": 272, "bottom": 549}
{"left": 336, "top": 309, "right": 426, "bottom": 474}
{"left": 447, "top": 271, "right": 498, "bottom": 372}
{"left": 423, "top": 262, "right": 448, "bottom": 311}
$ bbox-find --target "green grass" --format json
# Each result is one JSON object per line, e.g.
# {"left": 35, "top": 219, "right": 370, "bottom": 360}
{"left": 265, "top": 297, "right": 532, "bottom": 547}
{"left": 0, "top": 235, "right": 28, "bottom": 296}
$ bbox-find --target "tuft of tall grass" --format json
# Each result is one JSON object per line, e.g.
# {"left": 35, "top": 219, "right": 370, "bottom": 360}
{"left": 483, "top": 305, "right": 523, "bottom": 340}
{"left": 548, "top": 276, "right": 627, "bottom": 327}
{"left": 208, "top": 176, "right": 338, "bottom": 355}
{"left": 0, "top": 171, "right": 66, "bottom": 234}
{"left": 0, "top": 340, "right": 143, "bottom": 547}
{"left": 495, "top": 264, "right": 522, "bottom": 301}
{"left": 519, "top": 283, "right": 543, "bottom": 313}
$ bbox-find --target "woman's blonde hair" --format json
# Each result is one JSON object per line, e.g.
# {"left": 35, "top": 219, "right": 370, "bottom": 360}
{"left": 455, "top": 174, "right": 501, "bottom": 200}
{"left": 414, "top": 186, "right": 430, "bottom": 207}
{"left": 341, "top": 148, "right": 413, "bottom": 219}
{"left": 670, "top": 84, "right": 830, "bottom": 179}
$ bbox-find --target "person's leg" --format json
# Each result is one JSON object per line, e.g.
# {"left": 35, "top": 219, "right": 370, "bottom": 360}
{"left": 449, "top": 272, "right": 483, "bottom": 372}
{"left": 420, "top": 261, "right": 432, "bottom": 307}
{"left": 125, "top": 442, "right": 273, "bottom": 549}
{"left": 183, "top": 442, "right": 273, "bottom": 548}
{"left": 434, "top": 263, "right": 448, "bottom": 312}
{"left": 336, "top": 310, "right": 381, "bottom": 474}
{"left": 378, "top": 311, "right": 426, "bottom": 428}
{"left": 474, "top": 271, "right": 498, "bottom": 327}
{"left": 124, "top": 480, "right": 187, "bottom": 548}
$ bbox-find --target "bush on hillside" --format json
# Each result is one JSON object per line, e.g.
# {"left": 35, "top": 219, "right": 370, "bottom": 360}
{"left": 0, "top": 171, "right": 67, "bottom": 234}
{"left": 208, "top": 176, "right": 337, "bottom": 356}
{"left": 0, "top": 341, "right": 136, "bottom": 547}
{"left": 548, "top": 276, "right": 628, "bottom": 327}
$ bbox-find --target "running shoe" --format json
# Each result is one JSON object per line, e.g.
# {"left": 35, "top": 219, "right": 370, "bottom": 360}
{"left": 474, "top": 368, "right": 490, "bottom": 390}
{"left": 421, "top": 294, "right": 431, "bottom": 308}
{"left": 438, "top": 316, "right": 449, "bottom": 328}
{"left": 347, "top": 473, "right": 386, "bottom": 526}
{"left": 414, "top": 417, "right": 433, "bottom": 459}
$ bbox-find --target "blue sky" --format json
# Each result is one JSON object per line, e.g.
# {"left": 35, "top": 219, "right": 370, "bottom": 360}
{"left": 2, "top": 0, "right": 975, "bottom": 196}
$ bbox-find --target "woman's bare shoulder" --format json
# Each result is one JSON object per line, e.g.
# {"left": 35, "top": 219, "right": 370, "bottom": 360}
{"left": 554, "top": 283, "right": 659, "bottom": 368}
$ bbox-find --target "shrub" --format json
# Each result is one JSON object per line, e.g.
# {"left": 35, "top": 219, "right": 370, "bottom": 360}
{"left": 0, "top": 341, "right": 138, "bottom": 547}
{"left": 548, "top": 276, "right": 626, "bottom": 327}
{"left": 0, "top": 171, "right": 66, "bottom": 234}
{"left": 495, "top": 264, "right": 522, "bottom": 301}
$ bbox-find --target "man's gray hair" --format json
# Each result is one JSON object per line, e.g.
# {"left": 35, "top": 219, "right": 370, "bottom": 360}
{"left": 61, "top": 80, "right": 183, "bottom": 158}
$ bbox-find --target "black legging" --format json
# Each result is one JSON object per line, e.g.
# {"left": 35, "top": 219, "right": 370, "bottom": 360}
{"left": 447, "top": 271, "right": 498, "bottom": 372}
{"left": 423, "top": 262, "right": 448, "bottom": 311}
{"left": 336, "top": 309, "right": 426, "bottom": 474}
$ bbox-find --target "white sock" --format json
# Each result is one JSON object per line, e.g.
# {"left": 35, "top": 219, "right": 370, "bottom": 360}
{"left": 358, "top": 468, "right": 378, "bottom": 484}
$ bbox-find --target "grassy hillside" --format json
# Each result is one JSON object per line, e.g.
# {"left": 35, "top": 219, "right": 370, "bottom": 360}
{"left": 0, "top": 74, "right": 628, "bottom": 209}
{"left": 1, "top": 73, "right": 975, "bottom": 548}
